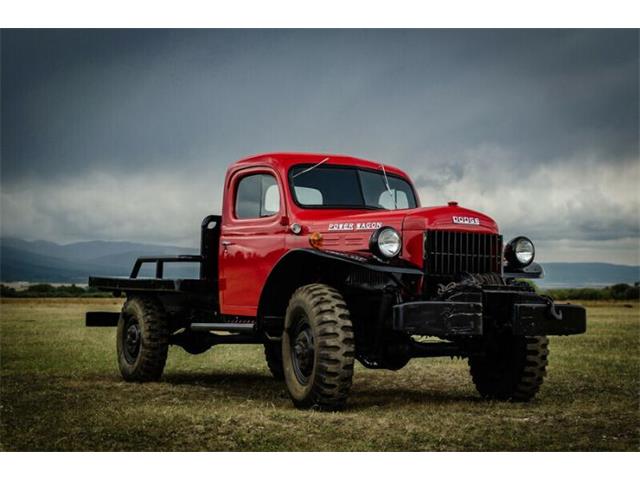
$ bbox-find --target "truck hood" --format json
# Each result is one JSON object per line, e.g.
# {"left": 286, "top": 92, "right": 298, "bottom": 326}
{"left": 289, "top": 205, "right": 498, "bottom": 256}
{"left": 295, "top": 204, "right": 498, "bottom": 235}
{"left": 403, "top": 205, "right": 498, "bottom": 233}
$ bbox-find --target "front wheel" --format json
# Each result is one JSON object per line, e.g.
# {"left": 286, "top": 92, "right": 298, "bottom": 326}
{"left": 116, "top": 296, "right": 169, "bottom": 382}
{"left": 468, "top": 334, "right": 549, "bottom": 401}
{"left": 282, "top": 284, "right": 355, "bottom": 411}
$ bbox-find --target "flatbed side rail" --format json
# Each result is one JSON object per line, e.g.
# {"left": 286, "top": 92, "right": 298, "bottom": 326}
{"left": 130, "top": 255, "right": 203, "bottom": 279}
{"left": 88, "top": 215, "right": 221, "bottom": 295}
{"left": 88, "top": 276, "right": 214, "bottom": 293}
{"left": 127, "top": 214, "right": 221, "bottom": 280}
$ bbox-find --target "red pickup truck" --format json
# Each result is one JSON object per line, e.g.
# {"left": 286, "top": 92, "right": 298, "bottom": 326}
{"left": 87, "top": 152, "right": 586, "bottom": 410}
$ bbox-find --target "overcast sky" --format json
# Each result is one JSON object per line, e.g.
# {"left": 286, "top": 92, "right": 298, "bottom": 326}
{"left": 1, "top": 29, "right": 638, "bottom": 264}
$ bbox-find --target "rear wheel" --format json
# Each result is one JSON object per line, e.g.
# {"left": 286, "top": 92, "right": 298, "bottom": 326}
{"left": 282, "top": 284, "right": 355, "bottom": 411}
{"left": 117, "top": 296, "right": 169, "bottom": 382}
{"left": 469, "top": 334, "right": 548, "bottom": 401}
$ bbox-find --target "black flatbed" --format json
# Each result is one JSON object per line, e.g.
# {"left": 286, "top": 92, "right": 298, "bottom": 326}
{"left": 88, "top": 244, "right": 219, "bottom": 295}
{"left": 89, "top": 276, "right": 214, "bottom": 294}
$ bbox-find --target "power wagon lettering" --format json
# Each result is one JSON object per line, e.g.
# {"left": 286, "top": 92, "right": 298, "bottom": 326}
{"left": 328, "top": 222, "right": 383, "bottom": 231}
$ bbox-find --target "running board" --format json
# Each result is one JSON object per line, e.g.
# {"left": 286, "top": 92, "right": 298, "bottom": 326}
{"left": 189, "top": 322, "right": 255, "bottom": 333}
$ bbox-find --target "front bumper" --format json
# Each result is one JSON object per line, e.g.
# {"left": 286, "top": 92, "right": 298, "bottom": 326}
{"left": 392, "top": 292, "right": 586, "bottom": 337}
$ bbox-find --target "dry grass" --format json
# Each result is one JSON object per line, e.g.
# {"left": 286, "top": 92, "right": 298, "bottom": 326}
{"left": 1, "top": 298, "right": 638, "bottom": 451}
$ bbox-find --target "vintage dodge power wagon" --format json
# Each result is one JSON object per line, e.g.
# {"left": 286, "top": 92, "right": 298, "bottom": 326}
{"left": 87, "top": 152, "right": 586, "bottom": 410}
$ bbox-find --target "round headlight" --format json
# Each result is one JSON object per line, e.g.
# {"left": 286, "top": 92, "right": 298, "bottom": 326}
{"left": 505, "top": 236, "right": 535, "bottom": 267}
{"left": 371, "top": 227, "right": 401, "bottom": 258}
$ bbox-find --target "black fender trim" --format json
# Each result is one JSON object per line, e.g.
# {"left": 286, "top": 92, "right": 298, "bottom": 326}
{"left": 293, "top": 248, "right": 424, "bottom": 276}
{"left": 256, "top": 248, "right": 422, "bottom": 323}
{"left": 504, "top": 261, "right": 544, "bottom": 279}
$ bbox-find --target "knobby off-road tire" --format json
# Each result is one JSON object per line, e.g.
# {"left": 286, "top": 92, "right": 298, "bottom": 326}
{"left": 264, "top": 341, "right": 284, "bottom": 380}
{"left": 469, "top": 334, "right": 549, "bottom": 402}
{"left": 282, "top": 284, "right": 355, "bottom": 411}
{"left": 117, "top": 296, "right": 170, "bottom": 382}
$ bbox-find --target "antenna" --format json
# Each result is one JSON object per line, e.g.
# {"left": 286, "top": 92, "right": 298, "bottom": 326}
{"left": 292, "top": 157, "right": 330, "bottom": 178}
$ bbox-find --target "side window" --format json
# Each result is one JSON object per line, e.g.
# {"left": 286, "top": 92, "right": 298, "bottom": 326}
{"left": 235, "top": 173, "right": 280, "bottom": 219}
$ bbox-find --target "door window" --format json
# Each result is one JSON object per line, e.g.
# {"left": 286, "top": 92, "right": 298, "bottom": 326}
{"left": 235, "top": 173, "right": 280, "bottom": 219}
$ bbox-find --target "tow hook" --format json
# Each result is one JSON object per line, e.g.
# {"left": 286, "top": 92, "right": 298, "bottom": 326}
{"left": 548, "top": 301, "right": 563, "bottom": 321}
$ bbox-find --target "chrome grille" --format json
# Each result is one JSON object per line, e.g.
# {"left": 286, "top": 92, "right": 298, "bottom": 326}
{"left": 424, "top": 230, "right": 502, "bottom": 275}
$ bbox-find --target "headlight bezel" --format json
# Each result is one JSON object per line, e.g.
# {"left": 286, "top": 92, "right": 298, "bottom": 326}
{"left": 504, "top": 236, "right": 535, "bottom": 268}
{"left": 370, "top": 226, "right": 402, "bottom": 259}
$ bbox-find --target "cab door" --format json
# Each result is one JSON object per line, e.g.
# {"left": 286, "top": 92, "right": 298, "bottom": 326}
{"left": 219, "top": 167, "right": 287, "bottom": 317}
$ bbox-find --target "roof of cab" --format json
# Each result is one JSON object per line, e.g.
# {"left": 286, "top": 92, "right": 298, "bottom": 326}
{"left": 232, "top": 152, "right": 409, "bottom": 178}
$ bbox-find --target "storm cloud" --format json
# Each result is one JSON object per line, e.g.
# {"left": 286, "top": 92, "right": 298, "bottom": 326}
{"left": 1, "top": 29, "right": 638, "bottom": 263}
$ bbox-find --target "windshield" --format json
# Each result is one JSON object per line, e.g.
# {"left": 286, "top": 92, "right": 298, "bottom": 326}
{"left": 289, "top": 165, "right": 418, "bottom": 210}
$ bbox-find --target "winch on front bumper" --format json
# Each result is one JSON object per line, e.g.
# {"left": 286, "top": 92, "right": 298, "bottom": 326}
{"left": 391, "top": 288, "right": 586, "bottom": 337}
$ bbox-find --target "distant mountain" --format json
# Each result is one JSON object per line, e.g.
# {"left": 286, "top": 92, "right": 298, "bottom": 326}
{"left": 536, "top": 262, "right": 639, "bottom": 288}
{"left": 0, "top": 245, "right": 114, "bottom": 283}
{"left": 1, "top": 237, "right": 638, "bottom": 287}
{"left": 1, "top": 237, "right": 194, "bottom": 262}
{"left": 0, "top": 238, "right": 197, "bottom": 283}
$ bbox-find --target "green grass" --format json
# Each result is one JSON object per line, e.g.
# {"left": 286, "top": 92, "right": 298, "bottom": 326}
{"left": 1, "top": 298, "right": 638, "bottom": 451}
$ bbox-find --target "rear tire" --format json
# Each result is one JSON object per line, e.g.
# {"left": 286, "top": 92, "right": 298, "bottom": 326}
{"left": 282, "top": 284, "right": 355, "bottom": 411}
{"left": 469, "top": 334, "right": 549, "bottom": 401}
{"left": 117, "top": 296, "right": 169, "bottom": 382}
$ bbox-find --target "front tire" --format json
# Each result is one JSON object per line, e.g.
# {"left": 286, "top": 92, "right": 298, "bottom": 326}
{"left": 469, "top": 334, "right": 549, "bottom": 401}
{"left": 117, "top": 296, "right": 169, "bottom": 382}
{"left": 282, "top": 284, "right": 355, "bottom": 411}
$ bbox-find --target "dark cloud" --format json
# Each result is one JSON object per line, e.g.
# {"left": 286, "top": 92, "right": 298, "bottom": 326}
{"left": 1, "top": 29, "right": 638, "bottom": 262}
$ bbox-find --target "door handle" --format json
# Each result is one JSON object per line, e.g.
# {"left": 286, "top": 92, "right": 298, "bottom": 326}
{"left": 221, "top": 240, "right": 233, "bottom": 256}
{"left": 221, "top": 241, "right": 233, "bottom": 254}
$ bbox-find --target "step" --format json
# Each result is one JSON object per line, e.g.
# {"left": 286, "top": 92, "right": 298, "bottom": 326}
{"left": 189, "top": 322, "right": 255, "bottom": 333}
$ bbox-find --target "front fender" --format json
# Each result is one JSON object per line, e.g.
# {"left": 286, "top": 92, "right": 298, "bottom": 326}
{"left": 257, "top": 248, "right": 422, "bottom": 321}
{"left": 504, "top": 261, "right": 544, "bottom": 279}
{"left": 296, "top": 248, "right": 423, "bottom": 275}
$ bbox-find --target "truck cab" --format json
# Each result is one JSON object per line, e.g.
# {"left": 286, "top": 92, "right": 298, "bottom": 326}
{"left": 87, "top": 152, "right": 586, "bottom": 411}
{"left": 219, "top": 153, "right": 423, "bottom": 316}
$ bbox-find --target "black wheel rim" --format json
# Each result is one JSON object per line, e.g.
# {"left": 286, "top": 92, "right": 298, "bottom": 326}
{"left": 122, "top": 315, "right": 141, "bottom": 364}
{"left": 290, "top": 312, "right": 314, "bottom": 385}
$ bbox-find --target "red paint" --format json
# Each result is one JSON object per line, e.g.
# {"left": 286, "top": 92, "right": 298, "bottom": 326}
{"left": 219, "top": 164, "right": 288, "bottom": 316}
{"left": 218, "top": 153, "right": 499, "bottom": 316}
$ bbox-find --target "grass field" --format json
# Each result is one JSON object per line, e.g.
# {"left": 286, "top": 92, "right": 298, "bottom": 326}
{"left": 1, "top": 298, "right": 638, "bottom": 451}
